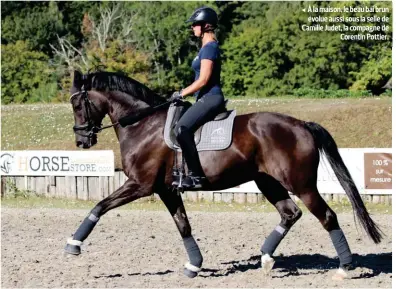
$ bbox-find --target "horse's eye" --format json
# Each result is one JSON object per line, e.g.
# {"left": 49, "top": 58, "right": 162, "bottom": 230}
{"left": 74, "top": 104, "right": 82, "bottom": 111}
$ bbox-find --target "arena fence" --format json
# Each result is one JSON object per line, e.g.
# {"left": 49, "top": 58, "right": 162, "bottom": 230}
{"left": 1, "top": 171, "right": 391, "bottom": 205}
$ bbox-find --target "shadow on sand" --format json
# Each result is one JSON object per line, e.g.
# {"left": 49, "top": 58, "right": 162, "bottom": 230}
{"left": 200, "top": 252, "right": 391, "bottom": 278}
{"left": 94, "top": 270, "right": 174, "bottom": 279}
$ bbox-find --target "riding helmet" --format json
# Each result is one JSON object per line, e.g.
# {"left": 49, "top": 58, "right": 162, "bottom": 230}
{"left": 186, "top": 6, "right": 218, "bottom": 27}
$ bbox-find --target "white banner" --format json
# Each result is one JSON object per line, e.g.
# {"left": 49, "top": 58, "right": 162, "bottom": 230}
{"left": 0, "top": 151, "right": 114, "bottom": 176}
{"left": 218, "top": 148, "right": 392, "bottom": 195}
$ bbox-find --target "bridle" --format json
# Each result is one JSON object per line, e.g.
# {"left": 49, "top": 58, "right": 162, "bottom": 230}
{"left": 70, "top": 73, "right": 173, "bottom": 138}
{"left": 70, "top": 85, "right": 118, "bottom": 139}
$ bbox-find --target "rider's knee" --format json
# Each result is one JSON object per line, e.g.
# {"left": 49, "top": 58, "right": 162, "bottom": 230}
{"left": 174, "top": 125, "right": 190, "bottom": 140}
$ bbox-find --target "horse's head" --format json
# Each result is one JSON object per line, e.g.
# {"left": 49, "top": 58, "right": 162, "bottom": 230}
{"left": 70, "top": 70, "right": 108, "bottom": 149}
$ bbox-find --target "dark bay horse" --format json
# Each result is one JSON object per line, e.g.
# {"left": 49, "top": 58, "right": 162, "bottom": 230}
{"left": 65, "top": 70, "right": 382, "bottom": 280}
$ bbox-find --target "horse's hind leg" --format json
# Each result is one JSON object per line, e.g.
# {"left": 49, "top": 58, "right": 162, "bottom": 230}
{"left": 158, "top": 189, "right": 203, "bottom": 278}
{"left": 295, "top": 185, "right": 352, "bottom": 280}
{"left": 64, "top": 179, "right": 149, "bottom": 255}
{"left": 255, "top": 174, "right": 302, "bottom": 274}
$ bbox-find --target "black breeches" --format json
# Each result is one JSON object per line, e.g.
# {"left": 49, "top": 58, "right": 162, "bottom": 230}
{"left": 174, "top": 94, "right": 224, "bottom": 175}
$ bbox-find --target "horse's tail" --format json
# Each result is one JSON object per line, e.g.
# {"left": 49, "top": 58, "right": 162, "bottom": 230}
{"left": 304, "top": 121, "right": 383, "bottom": 244}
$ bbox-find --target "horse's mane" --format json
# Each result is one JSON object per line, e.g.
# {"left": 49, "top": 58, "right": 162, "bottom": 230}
{"left": 87, "top": 71, "right": 167, "bottom": 106}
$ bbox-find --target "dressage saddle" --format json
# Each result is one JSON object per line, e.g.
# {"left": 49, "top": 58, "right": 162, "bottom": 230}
{"left": 168, "top": 100, "right": 231, "bottom": 147}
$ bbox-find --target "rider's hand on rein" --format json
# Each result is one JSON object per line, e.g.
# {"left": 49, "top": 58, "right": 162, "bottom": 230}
{"left": 169, "top": 91, "right": 183, "bottom": 103}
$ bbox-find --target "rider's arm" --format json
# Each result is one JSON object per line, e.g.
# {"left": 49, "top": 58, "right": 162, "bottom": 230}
{"left": 181, "top": 59, "right": 213, "bottom": 97}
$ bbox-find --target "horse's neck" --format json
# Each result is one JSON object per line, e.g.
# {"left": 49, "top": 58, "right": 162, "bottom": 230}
{"left": 105, "top": 92, "right": 166, "bottom": 139}
{"left": 106, "top": 92, "right": 150, "bottom": 124}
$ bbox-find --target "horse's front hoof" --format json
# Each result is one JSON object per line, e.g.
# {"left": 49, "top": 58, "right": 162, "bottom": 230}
{"left": 184, "top": 262, "right": 201, "bottom": 278}
{"left": 183, "top": 268, "right": 198, "bottom": 278}
{"left": 64, "top": 238, "right": 82, "bottom": 255}
{"left": 64, "top": 243, "right": 81, "bottom": 255}
{"left": 332, "top": 268, "right": 348, "bottom": 280}
{"left": 261, "top": 254, "right": 275, "bottom": 275}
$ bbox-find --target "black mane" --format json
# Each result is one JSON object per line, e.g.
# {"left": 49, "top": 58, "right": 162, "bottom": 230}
{"left": 87, "top": 71, "right": 167, "bottom": 106}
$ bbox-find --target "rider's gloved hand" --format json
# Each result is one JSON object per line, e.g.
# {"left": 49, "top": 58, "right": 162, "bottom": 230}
{"left": 169, "top": 90, "right": 183, "bottom": 103}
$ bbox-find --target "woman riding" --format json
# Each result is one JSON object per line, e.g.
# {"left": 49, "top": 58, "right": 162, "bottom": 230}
{"left": 169, "top": 6, "right": 225, "bottom": 189}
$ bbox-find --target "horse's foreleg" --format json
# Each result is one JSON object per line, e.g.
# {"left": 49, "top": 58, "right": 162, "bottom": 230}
{"left": 158, "top": 190, "right": 203, "bottom": 278}
{"left": 255, "top": 174, "right": 302, "bottom": 274}
{"left": 65, "top": 179, "right": 148, "bottom": 255}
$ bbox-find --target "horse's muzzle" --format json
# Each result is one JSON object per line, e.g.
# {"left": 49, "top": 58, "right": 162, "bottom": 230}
{"left": 76, "top": 135, "right": 97, "bottom": 149}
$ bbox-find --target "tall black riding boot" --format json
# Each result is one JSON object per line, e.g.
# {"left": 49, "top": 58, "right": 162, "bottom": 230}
{"left": 176, "top": 126, "right": 207, "bottom": 189}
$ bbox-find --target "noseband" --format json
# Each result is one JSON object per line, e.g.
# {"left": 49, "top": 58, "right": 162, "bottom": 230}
{"left": 70, "top": 86, "right": 118, "bottom": 138}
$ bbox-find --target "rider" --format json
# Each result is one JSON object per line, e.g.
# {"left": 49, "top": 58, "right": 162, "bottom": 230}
{"left": 170, "top": 6, "right": 225, "bottom": 189}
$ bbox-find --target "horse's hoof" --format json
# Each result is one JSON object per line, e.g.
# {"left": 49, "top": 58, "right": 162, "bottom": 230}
{"left": 183, "top": 262, "right": 201, "bottom": 278}
{"left": 332, "top": 268, "right": 348, "bottom": 280}
{"left": 261, "top": 254, "right": 275, "bottom": 275}
{"left": 64, "top": 243, "right": 81, "bottom": 255}
{"left": 183, "top": 268, "right": 198, "bottom": 278}
{"left": 64, "top": 238, "right": 82, "bottom": 255}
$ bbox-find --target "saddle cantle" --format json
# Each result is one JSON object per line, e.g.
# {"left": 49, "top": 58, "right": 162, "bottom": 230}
{"left": 164, "top": 101, "right": 236, "bottom": 152}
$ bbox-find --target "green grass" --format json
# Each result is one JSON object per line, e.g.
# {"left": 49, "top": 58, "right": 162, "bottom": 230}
{"left": 1, "top": 97, "right": 392, "bottom": 169}
{"left": 1, "top": 195, "right": 390, "bottom": 215}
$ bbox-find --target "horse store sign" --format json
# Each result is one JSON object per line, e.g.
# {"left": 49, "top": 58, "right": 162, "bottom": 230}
{"left": 219, "top": 148, "right": 392, "bottom": 195}
{"left": 0, "top": 151, "right": 114, "bottom": 176}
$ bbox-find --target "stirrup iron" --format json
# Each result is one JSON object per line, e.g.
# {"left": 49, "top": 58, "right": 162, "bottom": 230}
{"left": 172, "top": 149, "right": 186, "bottom": 195}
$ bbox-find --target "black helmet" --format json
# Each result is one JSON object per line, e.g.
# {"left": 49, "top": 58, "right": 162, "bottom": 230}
{"left": 186, "top": 6, "right": 218, "bottom": 27}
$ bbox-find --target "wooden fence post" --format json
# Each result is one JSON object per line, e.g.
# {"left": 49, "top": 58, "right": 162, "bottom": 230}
{"left": 1, "top": 177, "right": 5, "bottom": 198}
{"left": 222, "top": 193, "right": 233, "bottom": 203}
{"left": 234, "top": 193, "right": 246, "bottom": 204}
{"left": 246, "top": 193, "right": 258, "bottom": 204}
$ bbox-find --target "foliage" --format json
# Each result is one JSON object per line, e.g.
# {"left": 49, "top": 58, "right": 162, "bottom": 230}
{"left": 2, "top": 2, "right": 65, "bottom": 56}
{"left": 53, "top": 39, "right": 151, "bottom": 102}
{"left": 221, "top": 1, "right": 392, "bottom": 96}
{"left": 86, "top": 40, "right": 150, "bottom": 83}
{"left": 1, "top": 41, "right": 54, "bottom": 104}
{"left": 4, "top": 179, "right": 38, "bottom": 199}
{"left": 349, "top": 46, "right": 392, "bottom": 92}
{"left": 28, "top": 83, "right": 59, "bottom": 103}
{"left": 0, "top": 1, "right": 392, "bottom": 103}
{"left": 50, "top": 3, "right": 152, "bottom": 100}
{"left": 1, "top": 1, "right": 98, "bottom": 56}
{"left": 117, "top": 1, "right": 210, "bottom": 93}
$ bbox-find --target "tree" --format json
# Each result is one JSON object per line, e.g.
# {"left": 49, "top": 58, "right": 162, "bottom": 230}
{"left": 118, "top": 1, "right": 217, "bottom": 93}
{"left": 2, "top": 2, "right": 65, "bottom": 56}
{"left": 1, "top": 1, "right": 98, "bottom": 57}
{"left": 350, "top": 46, "right": 392, "bottom": 93}
{"left": 221, "top": 2, "right": 292, "bottom": 96}
{"left": 1, "top": 41, "right": 53, "bottom": 103}
{"left": 50, "top": 3, "right": 151, "bottom": 100}
{"left": 221, "top": 1, "right": 392, "bottom": 96}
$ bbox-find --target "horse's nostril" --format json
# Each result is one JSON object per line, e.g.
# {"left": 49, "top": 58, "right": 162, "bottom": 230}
{"left": 76, "top": 141, "right": 84, "bottom": 148}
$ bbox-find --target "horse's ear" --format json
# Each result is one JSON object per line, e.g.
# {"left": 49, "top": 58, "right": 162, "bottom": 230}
{"left": 72, "top": 70, "right": 83, "bottom": 89}
{"left": 73, "top": 70, "right": 82, "bottom": 81}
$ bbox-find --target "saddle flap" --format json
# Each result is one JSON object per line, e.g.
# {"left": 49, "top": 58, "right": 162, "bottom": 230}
{"left": 164, "top": 103, "right": 236, "bottom": 152}
{"left": 164, "top": 102, "right": 202, "bottom": 148}
{"left": 195, "top": 110, "right": 236, "bottom": 151}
